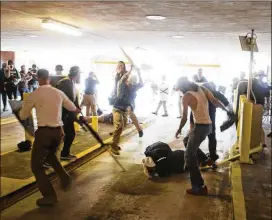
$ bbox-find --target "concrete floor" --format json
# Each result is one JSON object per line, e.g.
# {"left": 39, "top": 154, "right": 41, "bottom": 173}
{"left": 1, "top": 111, "right": 234, "bottom": 220}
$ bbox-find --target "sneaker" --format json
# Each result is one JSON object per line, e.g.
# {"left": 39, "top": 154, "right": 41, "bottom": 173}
{"left": 152, "top": 112, "right": 157, "bottom": 115}
{"left": 139, "top": 130, "right": 143, "bottom": 138}
{"left": 199, "top": 158, "right": 214, "bottom": 167}
{"left": 43, "top": 162, "right": 51, "bottom": 169}
{"left": 186, "top": 185, "right": 208, "bottom": 196}
{"left": 60, "top": 154, "right": 77, "bottom": 161}
{"left": 162, "top": 114, "right": 168, "bottom": 117}
{"left": 205, "top": 153, "right": 219, "bottom": 162}
{"left": 110, "top": 147, "right": 120, "bottom": 155}
{"left": 36, "top": 197, "right": 58, "bottom": 207}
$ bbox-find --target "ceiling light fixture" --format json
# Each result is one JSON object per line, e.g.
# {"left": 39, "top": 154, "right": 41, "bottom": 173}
{"left": 28, "top": 35, "right": 38, "bottom": 38}
{"left": 171, "top": 35, "right": 184, "bottom": 39}
{"left": 146, "top": 15, "right": 166, "bottom": 20}
{"left": 41, "top": 18, "right": 82, "bottom": 36}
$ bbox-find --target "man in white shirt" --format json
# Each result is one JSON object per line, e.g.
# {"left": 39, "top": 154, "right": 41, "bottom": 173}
{"left": 19, "top": 69, "right": 80, "bottom": 207}
{"left": 152, "top": 75, "right": 169, "bottom": 117}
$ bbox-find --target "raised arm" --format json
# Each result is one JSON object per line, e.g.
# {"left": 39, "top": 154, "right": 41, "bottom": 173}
{"left": 176, "top": 93, "right": 189, "bottom": 138}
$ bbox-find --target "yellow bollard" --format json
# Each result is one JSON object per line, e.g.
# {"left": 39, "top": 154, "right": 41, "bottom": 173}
{"left": 74, "top": 114, "right": 81, "bottom": 132}
{"left": 91, "top": 116, "right": 99, "bottom": 132}
{"left": 238, "top": 100, "right": 253, "bottom": 163}
{"left": 233, "top": 89, "right": 238, "bottom": 113}
{"left": 23, "top": 93, "right": 35, "bottom": 144}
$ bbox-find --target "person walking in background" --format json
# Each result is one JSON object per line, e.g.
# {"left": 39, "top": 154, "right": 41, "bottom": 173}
{"left": 50, "top": 65, "right": 66, "bottom": 88}
{"left": 152, "top": 75, "right": 169, "bottom": 117}
{"left": 0, "top": 62, "right": 8, "bottom": 112}
{"left": 57, "top": 66, "right": 81, "bottom": 161}
{"left": 28, "top": 64, "right": 39, "bottom": 92}
{"left": 5, "top": 60, "right": 20, "bottom": 100}
{"left": 18, "top": 69, "right": 80, "bottom": 207}
{"left": 55, "top": 65, "right": 64, "bottom": 76}
{"left": 81, "top": 71, "right": 99, "bottom": 116}
{"left": 193, "top": 68, "right": 208, "bottom": 83}
{"left": 18, "top": 65, "right": 32, "bottom": 100}
{"left": 127, "top": 67, "right": 144, "bottom": 137}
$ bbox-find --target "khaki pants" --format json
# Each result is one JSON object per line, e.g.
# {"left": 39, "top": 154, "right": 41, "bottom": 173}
{"left": 31, "top": 127, "right": 70, "bottom": 199}
{"left": 127, "top": 106, "right": 142, "bottom": 132}
{"left": 112, "top": 108, "right": 128, "bottom": 148}
{"left": 81, "top": 94, "right": 97, "bottom": 116}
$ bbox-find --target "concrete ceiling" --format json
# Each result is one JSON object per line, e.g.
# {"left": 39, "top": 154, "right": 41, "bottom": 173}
{"left": 1, "top": 1, "right": 271, "bottom": 54}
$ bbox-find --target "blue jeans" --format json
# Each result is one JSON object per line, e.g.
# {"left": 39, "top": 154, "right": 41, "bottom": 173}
{"left": 185, "top": 124, "right": 212, "bottom": 188}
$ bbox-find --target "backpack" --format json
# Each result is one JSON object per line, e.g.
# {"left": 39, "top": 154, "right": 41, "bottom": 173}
{"left": 144, "top": 141, "right": 172, "bottom": 162}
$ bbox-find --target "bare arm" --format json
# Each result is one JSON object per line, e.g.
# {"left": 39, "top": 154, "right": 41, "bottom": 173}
{"left": 136, "top": 68, "right": 144, "bottom": 86}
{"left": 176, "top": 94, "right": 189, "bottom": 137}
{"left": 93, "top": 74, "right": 100, "bottom": 84}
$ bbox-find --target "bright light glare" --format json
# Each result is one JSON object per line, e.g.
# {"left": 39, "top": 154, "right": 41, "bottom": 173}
{"left": 41, "top": 20, "right": 82, "bottom": 36}
{"left": 146, "top": 15, "right": 166, "bottom": 20}
{"left": 262, "top": 77, "right": 268, "bottom": 83}
{"left": 171, "top": 35, "right": 184, "bottom": 39}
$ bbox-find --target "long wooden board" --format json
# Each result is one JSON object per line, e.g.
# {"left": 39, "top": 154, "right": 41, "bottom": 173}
{"left": 8, "top": 100, "right": 35, "bottom": 137}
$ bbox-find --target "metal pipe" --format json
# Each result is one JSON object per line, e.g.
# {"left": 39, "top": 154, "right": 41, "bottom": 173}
{"left": 247, "top": 29, "right": 255, "bottom": 100}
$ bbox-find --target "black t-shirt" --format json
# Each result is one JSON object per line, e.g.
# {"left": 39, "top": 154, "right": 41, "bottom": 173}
{"left": 29, "top": 69, "right": 38, "bottom": 85}
{"left": 85, "top": 77, "right": 98, "bottom": 95}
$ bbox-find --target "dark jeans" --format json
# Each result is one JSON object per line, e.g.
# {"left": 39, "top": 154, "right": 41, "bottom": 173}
{"left": 208, "top": 110, "right": 217, "bottom": 161}
{"left": 61, "top": 115, "right": 75, "bottom": 157}
{"left": 1, "top": 90, "right": 7, "bottom": 109}
{"left": 29, "top": 82, "right": 38, "bottom": 92}
{"left": 185, "top": 124, "right": 212, "bottom": 188}
{"left": 6, "top": 84, "right": 17, "bottom": 100}
{"left": 183, "top": 135, "right": 208, "bottom": 164}
{"left": 190, "top": 110, "right": 218, "bottom": 161}
{"left": 19, "top": 88, "right": 29, "bottom": 101}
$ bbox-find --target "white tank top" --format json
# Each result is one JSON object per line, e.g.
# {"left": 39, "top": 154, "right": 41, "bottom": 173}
{"left": 187, "top": 88, "right": 212, "bottom": 124}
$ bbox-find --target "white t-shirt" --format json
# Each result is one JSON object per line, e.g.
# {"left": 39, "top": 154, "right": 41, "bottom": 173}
{"left": 159, "top": 82, "right": 169, "bottom": 101}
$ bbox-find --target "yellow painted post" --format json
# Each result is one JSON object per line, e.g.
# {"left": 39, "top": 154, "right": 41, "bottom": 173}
{"left": 91, "top": 116, "right": 99, "bottom": 132}
{"left": 236, "top": 95, "right": 247, "bottom": 142}
{"left": 74, "top": 114, "right": 81, "bottom": 132}
{"left": 233, "top": 89, "right": 238, "bottom": 113}
{"left": 23, "top": 93, "right": 34, "bottom": 144}
{"left": 238, "top": 100, "right": 253, "bottom": 163}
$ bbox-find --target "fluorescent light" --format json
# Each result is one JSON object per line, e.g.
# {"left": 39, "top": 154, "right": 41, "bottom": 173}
{"left": 171, "top": 35, "right": 184, "bottom": 39}
{"left": 146, "top": 15, "right": 166, "bottom": 20}
{"left": 41, "top": 19, "right": 82, "bottom": 36}
{"left": 28, "top": 35, "right": 38, "bottom": 38}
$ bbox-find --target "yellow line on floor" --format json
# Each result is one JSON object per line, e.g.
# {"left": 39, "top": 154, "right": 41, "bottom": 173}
{"left": 231, "top": 162, "right": 247, "bottom": 220}
{"left": 1, "top": 117, "right": 18, "bottom": 125}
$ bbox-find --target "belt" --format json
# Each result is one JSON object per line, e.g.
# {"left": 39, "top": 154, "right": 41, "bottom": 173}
{"left": 38, "top": 126, "right": 61, "bottom": 129}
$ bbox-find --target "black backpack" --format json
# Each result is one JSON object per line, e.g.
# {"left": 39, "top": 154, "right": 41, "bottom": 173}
{"left": 144, "top": 141, "right": 172, "bottom": 162}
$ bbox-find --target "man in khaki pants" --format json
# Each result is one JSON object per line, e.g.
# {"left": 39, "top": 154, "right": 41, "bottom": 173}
{"left": 111, "top": 67, "right": 135, "bottom": 155}
{"left": 81, "top": 71, "right": 99, "bottom": 116}
{"left": 19, "top": 69, "right": 80, "bottom": 207}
